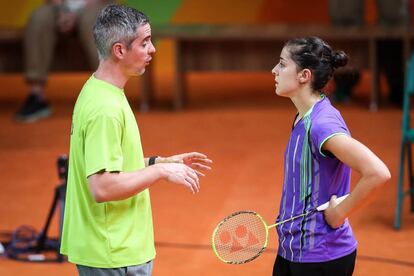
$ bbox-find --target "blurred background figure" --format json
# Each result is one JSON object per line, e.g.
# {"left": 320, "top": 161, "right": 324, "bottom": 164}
{"left": 15, "top": 0, "right": 112, "bottom": 122}
{"left": 329, "top": 0, "right": 363, "bottom": 104}
{"left": 329, "top": 0, "right": 408, "bottom": 106}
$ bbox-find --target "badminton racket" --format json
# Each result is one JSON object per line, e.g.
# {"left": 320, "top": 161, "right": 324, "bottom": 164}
{"left": 211, "top": 194, "right": 348, "bottom": 264}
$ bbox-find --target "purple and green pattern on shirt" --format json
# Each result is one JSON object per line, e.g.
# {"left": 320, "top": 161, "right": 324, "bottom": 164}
{"left": 276, "top": 96, "right": 357, "bottom": 263}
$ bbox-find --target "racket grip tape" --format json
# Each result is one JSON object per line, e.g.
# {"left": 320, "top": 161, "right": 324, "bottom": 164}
{"left": 316, "top": 194, "right": 349, "bottom": 211}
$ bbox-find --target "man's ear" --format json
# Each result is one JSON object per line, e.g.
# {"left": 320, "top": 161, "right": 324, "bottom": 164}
{"left": 298, "top": 69, "right": 312, "bottom": 84}
{"left": 112, "top": 42, "right": 126, "bottom": 60}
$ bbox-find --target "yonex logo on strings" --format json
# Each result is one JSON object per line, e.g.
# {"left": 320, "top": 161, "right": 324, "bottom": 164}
{"left": 219, "top": 224, "right": 259, "bottom": 253}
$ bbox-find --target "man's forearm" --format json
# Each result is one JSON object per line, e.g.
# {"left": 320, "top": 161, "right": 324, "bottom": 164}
{"left": 88, "top": 165, "right": 165, "bottom": 203}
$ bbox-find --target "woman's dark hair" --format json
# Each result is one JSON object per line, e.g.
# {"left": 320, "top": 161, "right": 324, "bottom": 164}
{"left": 285, "top": 36, "right": 348, "bottom": 90}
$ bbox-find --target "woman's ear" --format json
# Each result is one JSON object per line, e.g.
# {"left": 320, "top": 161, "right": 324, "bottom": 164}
{"left": 298, "top": 69, "right": 312, "bottom": 84}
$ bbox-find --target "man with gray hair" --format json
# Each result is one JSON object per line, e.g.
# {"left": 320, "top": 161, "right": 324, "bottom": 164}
{"left": 60, "top": 4, "right": 212, "bottom": 275}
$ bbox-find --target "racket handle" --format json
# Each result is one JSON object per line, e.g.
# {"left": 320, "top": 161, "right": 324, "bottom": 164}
{"left": 316, "top": 194, "right": 349, "bottom": 211}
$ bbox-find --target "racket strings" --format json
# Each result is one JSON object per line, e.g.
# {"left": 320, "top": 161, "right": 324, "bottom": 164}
{"left": 213, "top": 212, "right": 267, "bottom": 264}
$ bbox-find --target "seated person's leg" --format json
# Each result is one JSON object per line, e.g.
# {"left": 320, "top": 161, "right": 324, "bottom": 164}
{"left": 333, "top": 69, "right": 360, "bottom": 103}
{"left": 378, "top": 39, "right": 404, "bottom": 106}
{"left": 77, "top": 1, "right": 114, "bottom": 70}
{"left": 329, "top": 0, "right": 363, "bottom": 102}
{"left": 16, "top": 4, "right": 58, "bottom": 122}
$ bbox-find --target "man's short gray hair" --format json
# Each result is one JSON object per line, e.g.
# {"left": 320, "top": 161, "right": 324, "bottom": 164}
{"left": 93, "top": 4, "right": 150, "bottom": 60}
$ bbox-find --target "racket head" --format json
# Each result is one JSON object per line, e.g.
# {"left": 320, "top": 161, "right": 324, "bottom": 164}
{"left": 211, "top": 210, "right": 269, "bottom": 264}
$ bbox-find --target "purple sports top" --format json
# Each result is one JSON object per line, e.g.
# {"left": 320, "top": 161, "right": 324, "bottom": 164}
{"left": 276, "top": 96, "right": 357, "bottom": 263}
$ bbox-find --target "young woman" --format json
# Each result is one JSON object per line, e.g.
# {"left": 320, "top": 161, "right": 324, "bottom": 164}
{"left": 271, "top": 37, "right": 391, "bottom": 276}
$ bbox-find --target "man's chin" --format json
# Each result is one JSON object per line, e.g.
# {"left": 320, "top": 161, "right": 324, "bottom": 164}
{"left": 133, "top": 68, "right": 146, "bottom": 76}
{"left": 140, "top": 66, "right": 148, "bottom": 74}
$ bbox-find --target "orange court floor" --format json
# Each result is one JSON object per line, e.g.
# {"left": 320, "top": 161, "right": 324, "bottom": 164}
{"left": 0, "top": 72, "right": 413, "bottom": 275}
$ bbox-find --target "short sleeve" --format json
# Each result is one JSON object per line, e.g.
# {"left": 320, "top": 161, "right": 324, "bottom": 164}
{"left": 84, "top": 114, "right": 124, "bottom": 177}
{"left": 311, "top": 114, "right": 350, "bottom": 157}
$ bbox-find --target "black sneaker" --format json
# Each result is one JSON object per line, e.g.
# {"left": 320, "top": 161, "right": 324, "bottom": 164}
{"left": 15, "top": 94, "right": 52, "bottom": 122}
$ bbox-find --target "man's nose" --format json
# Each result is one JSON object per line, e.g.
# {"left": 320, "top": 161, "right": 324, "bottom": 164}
{"left": 149, "top": 42, "right": 156, "bottom": 54}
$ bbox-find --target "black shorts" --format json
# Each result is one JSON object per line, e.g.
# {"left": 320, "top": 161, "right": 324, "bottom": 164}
{"left": 273, "top": 250, "right": 357, "bottom": 276}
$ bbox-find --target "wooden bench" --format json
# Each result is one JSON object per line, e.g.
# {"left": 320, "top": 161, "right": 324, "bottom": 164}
{"left": 144, "top": 24, "right": 414, "bottom": 111}
{"left": 2, "top": 25, "right": 413, "bottom": 111}
{"left": 0, "top": 27, "right": 150, "bottom": 112}
{"left": 0, "top": 27, "right": 92, "bottom": 73}
{"left": 0, "top": 28, "right": 22, "bottom": 72}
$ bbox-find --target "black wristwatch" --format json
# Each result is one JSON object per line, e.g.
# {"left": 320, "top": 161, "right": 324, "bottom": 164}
{"left": 148, "top": 156, "right": 158, "bottom": 166}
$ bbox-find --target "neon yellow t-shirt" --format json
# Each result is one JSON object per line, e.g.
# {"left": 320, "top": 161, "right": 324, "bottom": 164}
{"left": 60, "top": 75, "right": 155, "bottom": 268}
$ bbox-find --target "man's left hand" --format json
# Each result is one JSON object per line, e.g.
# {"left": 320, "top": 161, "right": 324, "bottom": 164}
{"left": 158, "top": 152, "right": 212, "bottom": 176}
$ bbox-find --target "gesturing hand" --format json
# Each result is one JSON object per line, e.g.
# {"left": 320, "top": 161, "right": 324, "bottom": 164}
{"left": 158, "top": 163, "right": 201, "bottom": 194}
{"left": 160, "top": 152, "right": 212, "bottom": 176}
